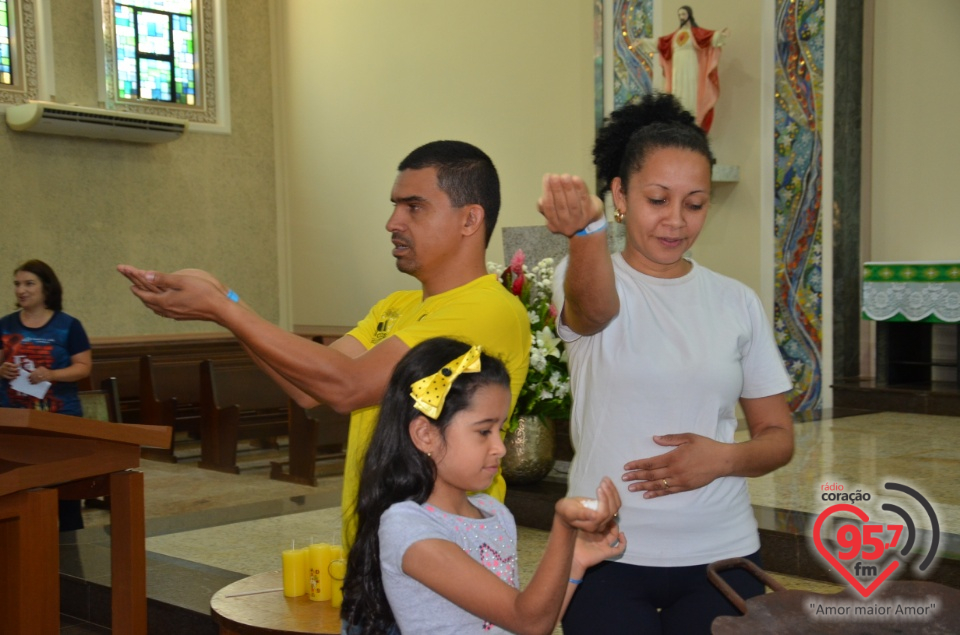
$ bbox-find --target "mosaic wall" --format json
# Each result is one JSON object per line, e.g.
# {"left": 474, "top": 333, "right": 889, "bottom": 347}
{"left": 773, "top": 0, "right": 825, "bottom": 411}
{"left": 611, "top": 0, "right": 654, "bottom": 110}
{"left": 594, "top": 0, "right": 654, "bottom": 129}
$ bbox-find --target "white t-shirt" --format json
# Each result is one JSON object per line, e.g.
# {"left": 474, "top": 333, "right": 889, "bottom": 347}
{"left": 554, "top": 254, "right": 792, "bottom": 567}
{"left": 379, "top": 494, "right": 517, "bottom": 634}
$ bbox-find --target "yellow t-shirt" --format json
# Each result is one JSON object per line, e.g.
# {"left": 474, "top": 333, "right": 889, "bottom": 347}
{"left": 341, "top": 274, "right": 530, "bottom": 546}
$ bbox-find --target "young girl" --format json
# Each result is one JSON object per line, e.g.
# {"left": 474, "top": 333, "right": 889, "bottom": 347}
{"left": 341, "top": 337, "right": 624, "bottom": 635}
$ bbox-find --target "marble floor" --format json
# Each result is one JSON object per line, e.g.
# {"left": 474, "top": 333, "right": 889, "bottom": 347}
{"left": 60, "top": 410, "right": 960, "bottom": 633}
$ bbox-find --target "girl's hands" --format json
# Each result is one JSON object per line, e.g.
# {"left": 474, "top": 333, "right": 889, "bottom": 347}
{"left": 555, "top": 476, "right": 621, "bottom": 534}
{"left": 574, "top": 521, "right": 626, "bottom": 572}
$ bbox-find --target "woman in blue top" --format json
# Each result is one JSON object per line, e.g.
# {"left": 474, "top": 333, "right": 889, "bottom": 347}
{"left": 0, "top": 259, "right": 92, "bottom": 530}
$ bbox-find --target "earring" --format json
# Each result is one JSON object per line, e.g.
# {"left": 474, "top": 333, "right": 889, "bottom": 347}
{"left": 614, "top": 209, "right": 624, "bottom": 223}
{"left": 426, "top": 452, "right": 432, "bottom": 458}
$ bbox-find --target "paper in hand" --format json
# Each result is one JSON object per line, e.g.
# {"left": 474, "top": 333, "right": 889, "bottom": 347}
{"left": 11, "top": 368, "right": 51, "bottom": 399}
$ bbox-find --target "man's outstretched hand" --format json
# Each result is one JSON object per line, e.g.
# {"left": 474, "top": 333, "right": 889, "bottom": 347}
{"left": 117, "top": 265, "right": 233, "bottom": 323}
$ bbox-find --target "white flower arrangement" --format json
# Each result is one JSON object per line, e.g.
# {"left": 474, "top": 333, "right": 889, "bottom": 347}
{"left": 488, "top": 250, "right": 572, "bottom": 433}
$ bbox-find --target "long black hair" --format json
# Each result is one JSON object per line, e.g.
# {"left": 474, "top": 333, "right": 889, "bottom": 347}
{"left": 593, "top": 92, "right": 714, "bottom": 196}
{"left": 14, "top": 259, "right": 63, "bottom": 311}
{"left": 340, "top": 337, "right": 511, "bottom": 635}
{"left": 679, "top": 5, "right": 698, "bottom": 28}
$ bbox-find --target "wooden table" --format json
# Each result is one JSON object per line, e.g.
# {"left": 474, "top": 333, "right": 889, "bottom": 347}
{"left": 0, "top": 409, "right": 171, "bottom": 635}
{"left": 211, "top": 571, "right": 342, "bottom": 634}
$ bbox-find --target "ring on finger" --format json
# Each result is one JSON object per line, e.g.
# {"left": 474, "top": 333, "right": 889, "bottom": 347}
{"left": 662, "top": 478, "right": 669, "bottom": 490}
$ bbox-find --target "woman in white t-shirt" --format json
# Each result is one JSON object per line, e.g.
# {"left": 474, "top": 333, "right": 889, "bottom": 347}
{"left": 537, "top": 92, "right": 794, "bottom": 635}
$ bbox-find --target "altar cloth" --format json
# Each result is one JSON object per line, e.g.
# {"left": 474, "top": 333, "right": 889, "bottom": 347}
{"left": 862, "top": 261, "right": 960, "bottom": 323}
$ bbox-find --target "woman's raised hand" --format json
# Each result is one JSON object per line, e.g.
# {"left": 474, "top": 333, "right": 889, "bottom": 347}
{"left": 538, "top": 174, "right": 605, "bottom": 238}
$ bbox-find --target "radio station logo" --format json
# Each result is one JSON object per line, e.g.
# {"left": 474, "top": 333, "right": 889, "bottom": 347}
{"left": 812, "top": 481, "right": 940, "bottom": 599}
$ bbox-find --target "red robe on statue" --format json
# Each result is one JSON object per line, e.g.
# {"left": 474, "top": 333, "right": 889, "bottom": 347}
{"left": 657, "top": 26, "right": 722, "bottom": 133}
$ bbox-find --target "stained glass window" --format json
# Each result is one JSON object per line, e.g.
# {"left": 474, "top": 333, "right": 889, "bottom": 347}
{"left": 114, "top": 0, "right": 196, "bottom": 105}
{"left": 100, "top": 0, "right": 228, "bottom": 130}
{"left": 1, "top": 0, "right": 11, "bottom": 85}
{"left": 0, "top": 0, "right": 47, "bottom": 104}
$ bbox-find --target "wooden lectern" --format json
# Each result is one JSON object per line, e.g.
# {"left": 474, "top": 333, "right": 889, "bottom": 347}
{"left": 0, "top": 408, "right": 171, "bottom": 635}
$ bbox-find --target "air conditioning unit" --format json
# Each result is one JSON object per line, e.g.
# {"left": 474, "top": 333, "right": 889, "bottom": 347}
{"left": 5, "top": 101, "right": 188, "bottom": 143}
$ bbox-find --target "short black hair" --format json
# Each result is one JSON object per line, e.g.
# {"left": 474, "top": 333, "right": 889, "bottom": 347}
{"left": 14, "top": 259, "right": 63, "bottom": 311}
{"left": 398, "top": 141, "right": 501, "bottom": 245}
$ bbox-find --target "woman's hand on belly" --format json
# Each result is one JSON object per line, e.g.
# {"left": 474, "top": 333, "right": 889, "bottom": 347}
{"left": 621, "top": 433, "right": 733, "bottom": 499}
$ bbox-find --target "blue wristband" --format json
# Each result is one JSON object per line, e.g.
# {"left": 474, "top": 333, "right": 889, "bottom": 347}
{"left": 569, "top": 578, "right": 583, "bottom": 585}
{"left": 226, "top": 289, "right": 240, "bottom": 303}
{"left": 573, "top": 216, "right": 607, "bottom": 237}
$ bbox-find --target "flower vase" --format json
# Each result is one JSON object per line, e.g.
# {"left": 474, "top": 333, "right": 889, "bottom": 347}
{"left": 501, "top": 415, "right": 555, "bottom": 485}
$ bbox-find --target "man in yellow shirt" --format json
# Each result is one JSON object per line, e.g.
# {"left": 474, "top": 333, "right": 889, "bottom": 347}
{"left": 117, "top": 141, "right": 531, "bottom": 546}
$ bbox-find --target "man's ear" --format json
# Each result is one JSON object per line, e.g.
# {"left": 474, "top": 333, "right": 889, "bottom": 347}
{"left": 462, "top": 204, "right": 485, "bottom": 238}
{"left": 409, "top": 415, "right": 440, "bottom": 454}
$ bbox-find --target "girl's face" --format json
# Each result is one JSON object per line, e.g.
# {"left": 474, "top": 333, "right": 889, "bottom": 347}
{"left": 14, "top": 271, "right": 45, "bottom": 311}
{"left": 612, "top": 146, "right": 711, "bottom": 279}
{"left": 432, "top": 384, "right": 511, "bottom": 495}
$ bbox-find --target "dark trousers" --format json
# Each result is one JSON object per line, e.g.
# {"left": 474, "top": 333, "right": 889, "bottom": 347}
{"left": 562, "top": 550, "right": 764, "bottom": 635}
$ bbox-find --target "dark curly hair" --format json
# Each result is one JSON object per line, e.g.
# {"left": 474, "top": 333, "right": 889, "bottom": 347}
{"left": 398, "top": 140, "right": 501, "bottom": 246}
{"left": 593, "top": 92, "right": 714, "bottom": 196}
{"left": 340, "top": 337, "right": 511, "bottom": 635}
{"left": 14, "top": 259, "right": 63, "bottom": 311}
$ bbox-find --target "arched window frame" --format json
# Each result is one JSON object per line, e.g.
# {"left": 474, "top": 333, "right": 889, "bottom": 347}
{"left": 0, "top": 0, "right": 54, "bottom": 105}
{"left": 95, "top": 0, "right": 230, "bottom": 133}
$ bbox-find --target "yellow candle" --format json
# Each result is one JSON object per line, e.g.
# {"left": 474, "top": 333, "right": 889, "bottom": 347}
{"left": 329, "top": 559, "right": 347, "bottom": 609}
{"left": 308, "top": 543, "right": 333, "bottom": 602}
{"left": 303, "top": 546, "right": 312, "bottom": 585}
{"left": 281, "top": 546, "right": 308, "bottom": 597}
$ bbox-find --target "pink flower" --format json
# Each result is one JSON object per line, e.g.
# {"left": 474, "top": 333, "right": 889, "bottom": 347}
{"left": 509, "top": 249, "right": 525, "bottom": 275}
{"left": 548, "top": 304, "right": 558, "bottom": 318}
{"left": 511, "top": 274, "right": 525, "bottom": 295}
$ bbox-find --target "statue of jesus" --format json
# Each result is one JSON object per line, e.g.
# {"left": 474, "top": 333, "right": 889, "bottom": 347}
{"left": 639, "top": 6, "right": 729, "bottom": 133}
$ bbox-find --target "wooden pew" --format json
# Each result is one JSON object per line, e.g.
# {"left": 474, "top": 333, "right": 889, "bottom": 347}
{"left": 78, "top": 376, "right": 123, "bottom": 509}
{"left": 82, "top": 358, "right": 140, "bottom": 423}
{"left": 137, "top": 354, "right": 185, "bottom": 462}
{"left": 82, "top": 330, "right": 349, "bottom": 427}
{"left": 79, "top": 377, "right": 122, "bottom": 425}
{"left": 270, "top": 403, "right": 349, "bottom": 486}
{"left": 138, "top": 353, "right": 250, "bottom": 462}
{"left": 198, "top": 360, "right": 291, "bottom": 474}
{"left": 82, "top": 333, "right": 248, "bottom": 424}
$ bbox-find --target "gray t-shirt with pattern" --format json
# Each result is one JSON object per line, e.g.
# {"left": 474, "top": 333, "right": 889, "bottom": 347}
{"left": 379, "top": 494, "right": 518, "bottom": 634}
